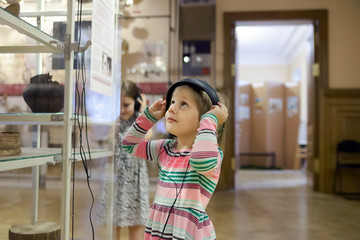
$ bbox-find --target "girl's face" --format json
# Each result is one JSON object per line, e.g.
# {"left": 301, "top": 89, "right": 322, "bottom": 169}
{"left": 120, "top": 96, "right": 135, "bottom": 120}
{"left": 165, "top": 86, "right": 200, "bottom": 140}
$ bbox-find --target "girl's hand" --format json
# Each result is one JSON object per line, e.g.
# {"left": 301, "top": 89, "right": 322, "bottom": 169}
{"left": 207, "top": 102, "right": 228, "bottom": 126}
{"left": 148, "top": 98, "right": 166, "bottom": 120}
{"left": 138, "top": 93, "right": 147, "bottom": 113}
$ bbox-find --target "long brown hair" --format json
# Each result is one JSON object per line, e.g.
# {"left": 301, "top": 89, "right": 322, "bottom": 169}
{"left": 121, "top": 80, "right": 139, "bottom": 100}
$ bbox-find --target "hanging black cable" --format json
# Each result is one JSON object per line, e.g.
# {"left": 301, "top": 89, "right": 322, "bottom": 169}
{"left": 155, "top": 144, "right": 190, "bottom": 239}
{"left": 71, "top": 0, "right": 95, "bottom": 239}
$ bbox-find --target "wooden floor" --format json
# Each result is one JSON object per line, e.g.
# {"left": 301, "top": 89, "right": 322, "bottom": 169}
{"left": 1, "top": 168, "right": 360, "bottom": 240}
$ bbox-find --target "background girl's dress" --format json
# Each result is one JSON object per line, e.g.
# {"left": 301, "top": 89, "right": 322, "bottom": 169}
{"left": 96, "top": 113, "right": 149, "bottom": 227}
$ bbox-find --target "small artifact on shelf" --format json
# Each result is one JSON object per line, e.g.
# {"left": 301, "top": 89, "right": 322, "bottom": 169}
{"left": 22, "top": 73, "right": 64, "bottom": 113}
{"left": 0, "top": 132, "right": 21, "bottom": 156}
{"left": 4, "top": 3, "right": 20, "bottom": 17}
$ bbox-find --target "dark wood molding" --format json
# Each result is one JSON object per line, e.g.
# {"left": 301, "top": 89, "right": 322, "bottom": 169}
{"left": 324, "top": 89, "right": 360, "bottom": 98}
{"left": 321, "top": 97, "right": 360, "bottom": 193}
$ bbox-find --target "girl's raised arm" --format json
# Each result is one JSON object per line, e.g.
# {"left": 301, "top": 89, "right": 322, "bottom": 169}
{"left": 121, "top": 106, "right": 165, "bottom": 161}
{"left": 189, "top": 113, "right": 223, "bottom": 177}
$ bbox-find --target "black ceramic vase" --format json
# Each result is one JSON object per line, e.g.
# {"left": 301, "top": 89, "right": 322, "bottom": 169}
{"left": 23, "top": 73, "right": 64, "bottom": 113}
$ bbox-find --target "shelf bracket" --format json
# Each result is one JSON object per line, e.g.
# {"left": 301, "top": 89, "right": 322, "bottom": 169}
{"left": 64, "top": 34, "right": 92, "bottom": 60}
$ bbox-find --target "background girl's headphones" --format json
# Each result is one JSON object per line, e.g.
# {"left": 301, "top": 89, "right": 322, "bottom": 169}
{"left": 134, "top": 87, "right": 142, "bottom": 112}
{"left": 165, "top": 78, "right": 220, "bottom": 110}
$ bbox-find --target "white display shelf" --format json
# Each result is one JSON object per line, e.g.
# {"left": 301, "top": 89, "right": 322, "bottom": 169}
{"left": 0, "top": 7, "right": 64, "bottom": 53}
{"left": 20, "top": 9, "right": 93, "bottom": 17}
{"left": 0, "top": 147, "right": 113, "bottom": 172}
{"left": 0, "top": 113, "right": 116, "bottom": 126}
{"left": 0, "top": 148, "right": 61, "bottom": 171}
{"left": 0, "top": 113, "right": 64, "bottom": 125}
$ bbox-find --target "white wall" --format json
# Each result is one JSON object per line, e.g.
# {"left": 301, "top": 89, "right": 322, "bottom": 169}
{"left": 238, "top": 65, "right": 289, "bottom": 83}
{"left": 289, "top": 40, "right": 309, "bottom": 124}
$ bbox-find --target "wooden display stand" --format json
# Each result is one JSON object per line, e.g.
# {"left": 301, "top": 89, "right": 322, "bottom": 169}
{"left": 236, "top": 83, "right": 252, "bottom": 167}
{"left": 294, "top": 144, "right": 307, "bottom": 169}
{"left": 284, "top": 82, "right": 301, "bottom": 169}
{"left": 250, "top": 82, "right": 285, "bottom": 168}
{"left": 9, "top": 222, "right": 60, "bottom": 240}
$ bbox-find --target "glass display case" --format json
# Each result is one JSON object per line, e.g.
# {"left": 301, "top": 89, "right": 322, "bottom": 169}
{"left": 0, "top": 1, "right": 121, "bottom": 239}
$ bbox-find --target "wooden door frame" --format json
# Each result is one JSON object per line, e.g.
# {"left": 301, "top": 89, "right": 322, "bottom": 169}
{"left": 222, "top": 10, "right": 328, "bottom": 191}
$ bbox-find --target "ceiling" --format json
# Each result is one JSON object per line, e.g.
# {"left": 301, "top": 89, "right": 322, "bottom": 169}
{"left": 235, "top": 22, "right": 313, "bottom": 65}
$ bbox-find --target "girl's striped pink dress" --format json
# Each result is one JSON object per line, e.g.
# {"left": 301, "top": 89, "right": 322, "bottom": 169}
{"left": 122, "top": 107, "right": 223, "bottom": 240}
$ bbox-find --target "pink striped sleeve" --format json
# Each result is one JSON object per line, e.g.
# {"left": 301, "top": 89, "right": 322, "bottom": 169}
{"left": 190, "top": 114, "right": 222, "bottom": 176}
{"left": 121, "top": 107, "right": 163, "bottom": 161}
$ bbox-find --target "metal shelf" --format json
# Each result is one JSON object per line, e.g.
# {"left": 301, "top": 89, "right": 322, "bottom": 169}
{"left": 0, "top": 147, "right": 113, "bottom": 172}
{"left": 19, "top": 9, "right": 93, "bottom": 17}
{"left": 0, "top": 113, "right": 116, "bottom": 126}
{"left": 0, "top": 113, "right": 64, "bottom": 125}
{"left": 0, "top": 148, "right": 61, "bottom": 171}
{"left": 0, "top": 7, "right": 64, "bottom": 54}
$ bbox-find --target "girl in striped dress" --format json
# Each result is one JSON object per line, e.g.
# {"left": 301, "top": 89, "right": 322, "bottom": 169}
{"left": 97, "top": 80, "right": 151, "bottom": 240}
{"left": 122, "top": 79, "right": 228, "bottom": 240}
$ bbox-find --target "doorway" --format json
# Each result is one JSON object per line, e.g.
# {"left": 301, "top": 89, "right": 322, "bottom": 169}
{"left": 235, "top": 21, "right": 313, "bottom": 189}
{"left": 223, "top": 10, "right": 328, "bottom": 191}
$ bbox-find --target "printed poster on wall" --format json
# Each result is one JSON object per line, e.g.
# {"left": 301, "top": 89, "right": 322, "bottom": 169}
{"left": 268, "top": 98, "right": 283, "bottom": 114}
{"left": 238, "top": 106, "right": 250, "bottom": 121}
{"left": 287, "top": 96, "right": 299, "bottom": 117}
{"left": 90, "top": 0, "right": 115, "bottom": 96}
{"left": 238, "top": 93, "right": 249, "bottom": 106}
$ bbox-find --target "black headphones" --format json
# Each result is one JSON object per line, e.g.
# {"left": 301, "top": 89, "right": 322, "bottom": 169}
{"left": 166, "top": 78, "right": 225, "bottom": 136}
{"left": 166, "top": 78, "right": 220, "bottom": 110}
{"left": 134, "top": 87, "right": 142, "bottom": 112}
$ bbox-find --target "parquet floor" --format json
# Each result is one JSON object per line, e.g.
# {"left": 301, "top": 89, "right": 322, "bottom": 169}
{"left": 1, "top": 167, "right": 360, "bottom": 240}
